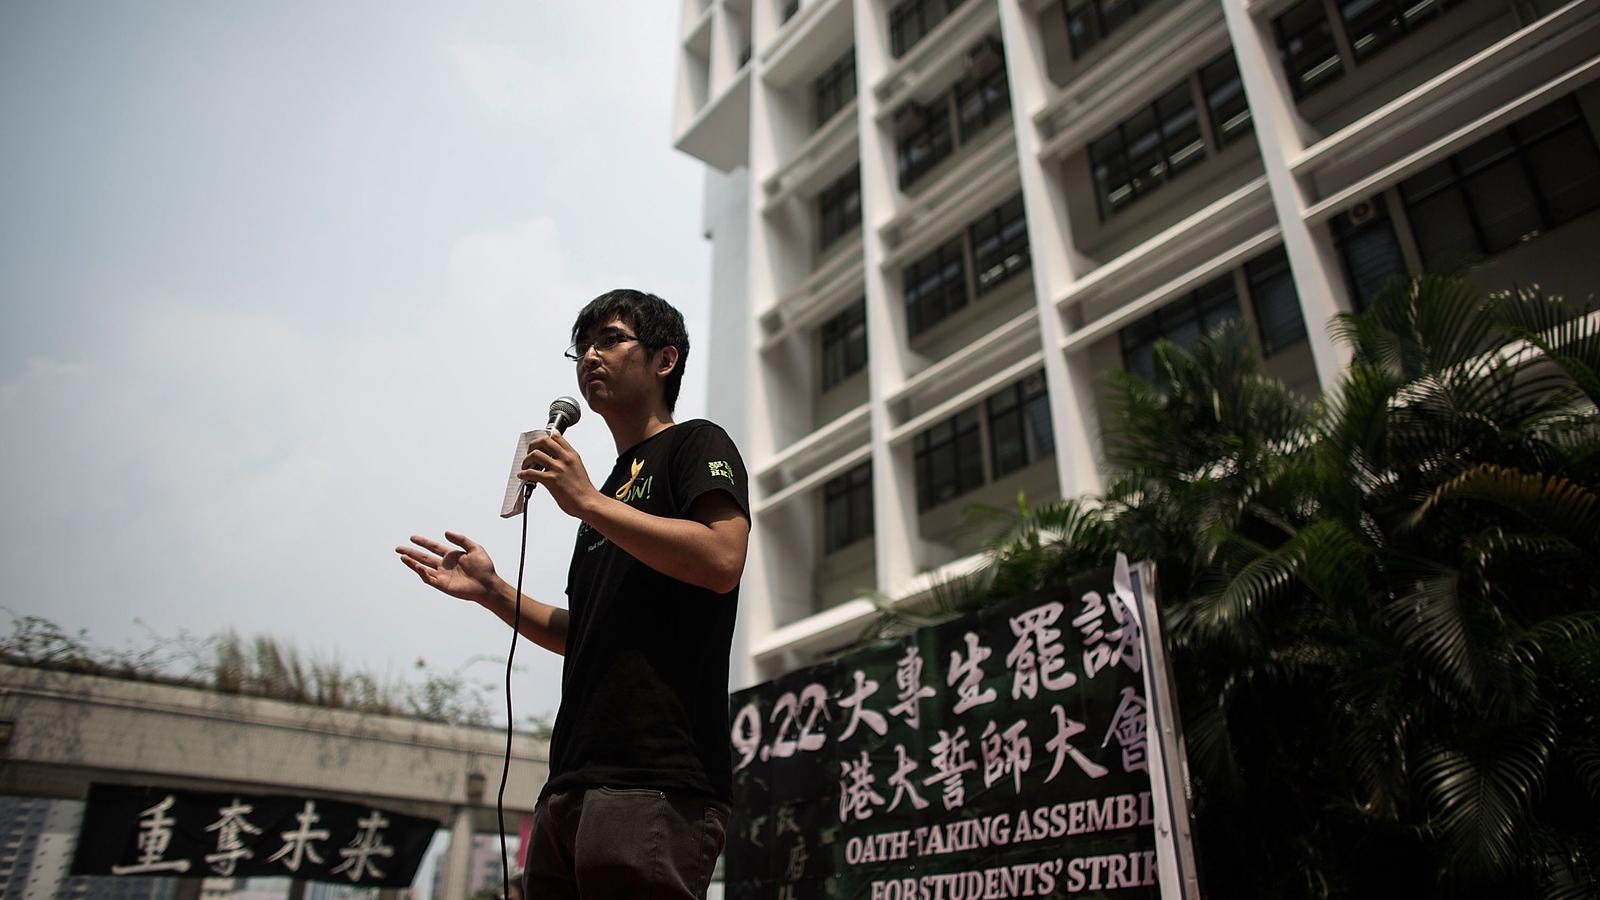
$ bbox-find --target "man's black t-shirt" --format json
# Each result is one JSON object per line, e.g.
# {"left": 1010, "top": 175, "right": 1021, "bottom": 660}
{"left": 544, "top": 419, "right": 749, "bottom": 803}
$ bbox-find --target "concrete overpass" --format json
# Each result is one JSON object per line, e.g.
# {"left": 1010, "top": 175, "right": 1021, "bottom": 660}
{"left": 0, "top": 663, "right": 549, "bottom": 900}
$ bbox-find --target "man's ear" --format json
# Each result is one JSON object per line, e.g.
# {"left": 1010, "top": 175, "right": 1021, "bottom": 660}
{"left": 655, "top": 345, "right": 680, "bottom": 379}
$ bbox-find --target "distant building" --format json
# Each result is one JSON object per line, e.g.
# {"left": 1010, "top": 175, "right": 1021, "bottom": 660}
{"left": 0, "top": 798, "right": 172, "bottom": 900}
{"left": 672, "top": 0, "right": 1600, "bottom": 685}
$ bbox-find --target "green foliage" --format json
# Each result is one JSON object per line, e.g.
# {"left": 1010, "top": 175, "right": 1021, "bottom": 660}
{"left": 0, "top": 611, "right": 541, "bottom": 732}
{"left": 872, "top": 276, "right": 1599, "bottom": 897}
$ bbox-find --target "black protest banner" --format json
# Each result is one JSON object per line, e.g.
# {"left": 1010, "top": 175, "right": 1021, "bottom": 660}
{"left": 71, "top": 783, "right": 437, "bottom": 887}
{"left": 727, "top": 566, "right": 1160, "bottom": 899}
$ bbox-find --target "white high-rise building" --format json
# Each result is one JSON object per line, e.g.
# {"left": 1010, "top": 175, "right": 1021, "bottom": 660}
{"left": 673, "top": 0, "right": 1600, "bottom": 686}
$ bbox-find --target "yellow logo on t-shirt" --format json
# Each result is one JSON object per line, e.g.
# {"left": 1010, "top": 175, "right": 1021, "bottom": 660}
{"left": 614, "top": 458, "right": 645, "bottom": 500}
{"left": 708, "top": 460, "right": 734, "bottom": 483}
{"left": 614, "top": 458, "right": 654, "bottom": 504}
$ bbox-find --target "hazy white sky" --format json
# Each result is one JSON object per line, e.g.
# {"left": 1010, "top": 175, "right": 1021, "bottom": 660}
{"left": 0, "top": 1, "right": 712, "bottom": 722}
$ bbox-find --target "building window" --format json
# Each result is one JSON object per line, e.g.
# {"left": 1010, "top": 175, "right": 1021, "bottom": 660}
{"left": 814, "top": 47, "right": 857, "bottom": 129}
{"left": 890, "top": 0, "right": 966, "bottom": 58}
{"left": 824, "top": 462, "right": 873, "bottom": 552}
{"left": 821, "top": 299, "right": 868, "bottom": 391}
{"left": 914, "top": 407, "right": 985, "bottom": 511}
{"left": 1273, "top": 0, "right": 1344, "bottom": 99}
{"left": 904, "top": 236, "right": 968, "bottom": 337}
{"left": 783, "top": 0, "right": 801, "bottom": 24}
{"left": 901, "top": 193, "right": 1035, "bottom": 339}
{"left": 988, "top": 372, "right": 1054, "bottom": 479}
{"left": 1399, "top": 95, "right": 1600, "bottom": 273}
{"left": 818, "top": 167, "right": 862, "bottom": 252}
{"left": 896, "top": 99, "right": 956, "bottom": 190}
{"left": 892, "top": 34, "right": 1007, "bottom": 191}
{"left": 953, "top": 47, "right": 1010, "bottom": 142}
{"left": 738, "top": 44, "right": 752, "bottom": 70}
{"left": 1088, "top": 81, "right": 1206, "bottom": 220}
{"left": 1061, "top": 0, "right": 1147, "bottom": 59}
{"left": 1274, "top": 0, "right": 1465, "bottom": 101}
{"left": 1200, "top": 52, "right": 1252, "bottom": 147}
{"left": 1337, "top": 0, "right": 1460, "bottom": 63}
{"left": 969, "top": 194, "right": 1029, "bottom": 295}
{"left": 1331, "top": 196, "right": 1407, "bottom": 311}
{"left": 1244, "top": 247, "right": 1306, "bottom": 355}
{"left": 1119, "top": 274, "right": 1241, "bottom": 380}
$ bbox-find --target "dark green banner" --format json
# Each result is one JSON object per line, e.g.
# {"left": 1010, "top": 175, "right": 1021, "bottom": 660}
{"left": 726, "top": 567, "right": 1160, "bottom": 899}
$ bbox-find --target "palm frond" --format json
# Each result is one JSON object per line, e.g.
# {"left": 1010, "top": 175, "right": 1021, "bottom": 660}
{"left": 1526, "top": 825, "right": 1600, "bottom": 900}
{"left": 1334, "top": 656, "right": 1414, "bottom": 822}
{"left": 1411, "top": 464, "right": 1599, "bottom": 547}
{"left": 1567, "top": 743, "right": 1600, "bottom": 806}
{"left": 1512, "top": 612, "right": 1600, "bottom": 669}
{"left": 1179, "top": 691, "right": 1246, "bottom": 801}
{"left": 1495, "top": 285, "right": 1600, "bottom": 407}
{"left": 1384, "top": 565, "right": 1523, "bottom": 712}
{"left": 1340, "top": 274, "right": 1502, "bottom": 377}
{"left": 1416, "top": 712, "right": 1556, "bottom": 881}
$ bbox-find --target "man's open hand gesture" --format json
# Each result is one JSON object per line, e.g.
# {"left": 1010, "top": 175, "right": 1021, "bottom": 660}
{"left": 395, "top": 531, "right": 501, "bottom": 604}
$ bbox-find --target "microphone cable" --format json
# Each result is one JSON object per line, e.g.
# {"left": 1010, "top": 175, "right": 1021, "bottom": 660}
{"left": 496, "top": 481, "right": 534, "bottom": 900}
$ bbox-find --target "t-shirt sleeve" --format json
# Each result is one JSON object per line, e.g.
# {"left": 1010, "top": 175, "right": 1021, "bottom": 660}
{"left": 671, "top": 422, "right": 751, "bottom": 521}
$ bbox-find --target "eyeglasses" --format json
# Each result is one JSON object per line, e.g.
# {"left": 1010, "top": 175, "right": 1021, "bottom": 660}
{"left": 564, "top": 329, "right": 640, "bottom": 362}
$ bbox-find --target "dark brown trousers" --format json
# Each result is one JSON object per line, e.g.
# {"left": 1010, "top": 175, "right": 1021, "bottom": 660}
{"left": 523, "top": 787, "right": 729, "bottom": 899}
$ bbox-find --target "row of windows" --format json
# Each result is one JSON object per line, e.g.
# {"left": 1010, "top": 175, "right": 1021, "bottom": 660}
{"left": 814, "top": 47, "right": 856, "bottom": 130}
{"left": 988, "top": 373, "right": 1056, "bottom": 480}
{"left": 968, "top": 193, "right": 1031, "bottom": 294}
{"left": 1275, "top": 0, "right": 1463, "bottom": 99}
{"left": 1333, "top": 95, "right": 1600, "bottom": 309}
{"left": 817, "top": 166, "right": 862, "bottom": 252}
{"left": 904, "top": 193, "right": 1030, "bottom": 337}
{"left": 1123, "top": 94, "right": 1600, "bottom": 371}
{"left": 1062, "top": 0, "right": 1452, "bottom": 77}
{"left": 914, "top": 408, "right": 985, "bottom": 512}
{"left": 1060, "top": 0, "right": 1149, "bottom": 60}
{"left": 1120, "top": 274, "right": 1245, "bottom": 380}
{"left": 830, "top": 381, "right": 1055, "bottom": 526}
{"left": 896, "top": 100, "right": 956, "bottom": 190}
{"left": 1400, "top": 95, "right": 1600, "bottom": 272}
{"left": 821, "top": 298, "right": 868, "bottom": 391}
{"left": 896, "top": 38, "right": 1011, "bottom": 190}
{"left": 823, "top": 461, "right": 874, "bottom": 552}
{"left": 1087, "top": 51, "right": 1249, "bottom": 220}
{"left": 1119, "top": 244, "right": 1308, "bottom": 379}
{"left": 1246, "top": 248, "right": 1305, "bottom": 355}
{"left": 913, "top": 372, "right": 1056, "bottom": 512}
{"left": 955, "top": 38, "right": 1008, "bottom": 142}
{"left": 890, "top": 0, "right": 968, "bottom": 58}
{"left": 1064, "top": 0, "right": 1462, "bottom": 218}
{"left": 904, "top": 236, "right": 968, "bottom": 338}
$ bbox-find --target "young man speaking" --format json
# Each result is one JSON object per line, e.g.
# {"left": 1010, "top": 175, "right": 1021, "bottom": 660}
{"left": 396, "top": 290, "right": 749, "bottom": 899}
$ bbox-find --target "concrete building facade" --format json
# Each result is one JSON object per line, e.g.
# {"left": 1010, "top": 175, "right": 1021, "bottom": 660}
{"left": 673, "top": 0, "right": 1600, "bottom": 684}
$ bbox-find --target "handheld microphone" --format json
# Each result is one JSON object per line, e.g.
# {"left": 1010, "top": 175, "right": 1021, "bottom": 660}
{"left": 546, "top": 396, "right": 582, "bottom": 434}
{"left": 498, "top": 396, "right": 583, "bottom": 517}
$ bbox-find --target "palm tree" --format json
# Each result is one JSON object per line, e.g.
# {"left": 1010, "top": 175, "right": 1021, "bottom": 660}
{"left": 894, "top": 275, "right": 1600, "bottom": 896}
{"left": 1150, "top": 277, "right": 1600, "bottom": 897}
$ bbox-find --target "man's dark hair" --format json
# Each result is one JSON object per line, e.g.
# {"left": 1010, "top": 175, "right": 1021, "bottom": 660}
{"left": 571, "top": 289, "right": 690, "bottom": 411}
